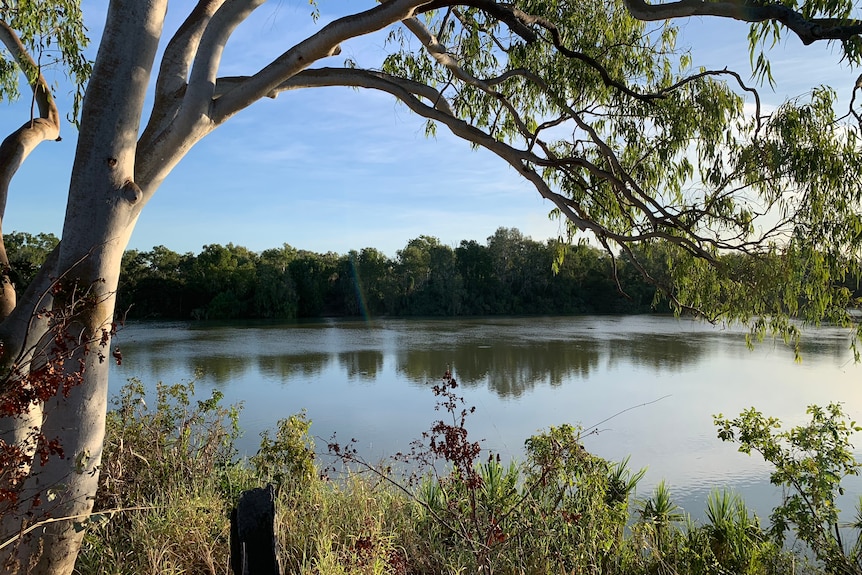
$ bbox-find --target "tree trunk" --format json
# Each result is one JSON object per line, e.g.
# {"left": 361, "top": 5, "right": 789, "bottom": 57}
{"left": 0, "top": 3, "right": 166, "bottom": 573}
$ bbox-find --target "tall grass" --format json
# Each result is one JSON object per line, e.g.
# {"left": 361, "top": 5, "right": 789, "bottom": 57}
{"left": 75, "top": 379, "right": 823, "bottom": 575}
{"left": 75, "top": 379, "right": 244, "bottom": 575}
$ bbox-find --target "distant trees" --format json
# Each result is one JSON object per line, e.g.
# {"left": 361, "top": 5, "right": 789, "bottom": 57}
{"left": 12, "top": 229, "right": 855, "bottom": 324}
{"left": 1, "top": 228, "right": 656, "bottom": 321}
{"left": 2, "top": 232, "right": 59, "bottom": 295}
{"left": 104, "top": 227, "right": 656, "bottom": 320}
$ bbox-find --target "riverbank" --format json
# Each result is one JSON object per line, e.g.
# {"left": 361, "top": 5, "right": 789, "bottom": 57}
{"left": 75, "top": 377, "right": 856, "bottom": 574}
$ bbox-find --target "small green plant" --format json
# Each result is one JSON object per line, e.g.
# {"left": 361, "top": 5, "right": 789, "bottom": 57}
{"left": 638, "top": 480, "right": 684, "bottom": 555}
{"left": 97, "top": 378, "right": 242, "bottom": 509}
{"left": 251, "top": 410, "right": 316, "bottom": 491}
{"left": 73, "top": 376, "right": 831, "bottom": 575}
{"left": 716, "top": 403, "right": 862, "bottom": 574}
{"left": 704, "top": 489, "right": 768, "bottom": 572}
{"left": 331, "top": 373, "right": 652, "bottom": 574}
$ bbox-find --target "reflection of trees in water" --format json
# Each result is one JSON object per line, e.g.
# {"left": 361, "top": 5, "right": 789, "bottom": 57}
{"left": 338, "top": 350, "right": 384, "bottom": 379}
{"left": 187, "top": 355, "right": 251, "bottom": 385}
{"left": 396, "top": 339, "right": 602, "bottom": 398}
{"left": 116, "top": 347, "right": 184, "bottom": 381}
{"left": 605, "top": 334, "right": 705, "bottom": 371}
{"left": 257, "top": 352, "right": 332, "bottom": 380}
{"left": 119, "top": 320, "right": 716, "bottom": 394}
{"left": 796, "top": 332, "right": 854, "bottom": 362}
{"left": 114, "top": 338, "right": 188, "bottom": 381}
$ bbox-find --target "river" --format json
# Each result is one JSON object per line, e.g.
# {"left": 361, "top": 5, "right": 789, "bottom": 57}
{"left": 109, "top": 314, "right": 861, "bottom": 519}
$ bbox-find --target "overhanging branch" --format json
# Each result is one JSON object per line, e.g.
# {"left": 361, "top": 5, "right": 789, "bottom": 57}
{"left": 249, "top": 67, "right": 751, "bottom": 263}
{"left": 622, "top": 0, "right": 862, "bottom": 45}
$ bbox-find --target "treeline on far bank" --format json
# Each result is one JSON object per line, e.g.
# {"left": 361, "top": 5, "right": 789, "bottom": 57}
{"left": 9, "top": 229, "right": 862, "bottom": 322}
{"left": 124, "top": 228, "right": 668, "bottom": 319}
{"left": 4, "top": 228, "right": 667, "bottom": 320}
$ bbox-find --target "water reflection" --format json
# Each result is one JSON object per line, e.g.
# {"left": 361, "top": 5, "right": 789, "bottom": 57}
{"left": 187, "top": 355, "right": 250, "bottom": 386}
{"left": 257, "top": 352, "right": 332, "bottom": 380}
{"left": 110, "top": 315, "right": 861, "bottom": 521}
{"left": 606, "top": 333, "right": 706, "bottom": 371}
{"left": 337, "top": 350, "right": 384, "bottom": 380}
{"left": 115, "top": 318, "right": 770, "bottom": 398}
{"left": 795, "top": 329, "right": 855, "bottom": 360}
{"left": 394, "top": 339, "right": 603, "bottom": 394}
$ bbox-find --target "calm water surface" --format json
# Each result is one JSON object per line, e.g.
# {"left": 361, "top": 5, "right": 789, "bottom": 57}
{"left": 109, "top": 315, "right": 861, "bottom": 518}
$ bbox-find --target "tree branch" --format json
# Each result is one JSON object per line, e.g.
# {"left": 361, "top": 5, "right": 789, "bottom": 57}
{"left": 0, "top": 21, "right": 60, "bottom": 127}
{"left": 139, "top": 0, "right": 228, "bottom": 154}
{"left": 211, "top": 0, "right": 434, "bottom": 123}
{"left": 0, "top": 20, "right": 62, "bottom": 320}
{"left": 246, "top": 67, "right": 677, "bottom": 244}
{"left": 622, "top": 0, "right": 862, "bottom": 45}
{"left": 402, "top": 16, "right": 493, "bottom": 91}
{"left": 138, "top": 1, "right": 265, "bottom": 191}
{"left": 139, "top": 0, "right": 434, "bottom": 190}
{"left": 268, "top": 66, "right": 772, "bottom": 266}
{"left": 186, "top": 0, "right": 265, "bottom": 118}
{"left": 418, "top": 0, "right": 538, "bottom": 43}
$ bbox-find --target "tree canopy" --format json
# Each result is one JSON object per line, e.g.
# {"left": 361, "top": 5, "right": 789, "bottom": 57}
{"left": 0, "top": 1, "right": 861, "bottom": 573}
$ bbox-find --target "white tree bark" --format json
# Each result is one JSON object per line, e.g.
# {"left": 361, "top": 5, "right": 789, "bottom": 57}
{"left": 0, "top": 2, "right": 167, "bottom": 573}
{"left": 0, "top": 19, "right": 63, "bottom": 548}
{"left": 0, "top": 21, "right": 62, "bottom": 319}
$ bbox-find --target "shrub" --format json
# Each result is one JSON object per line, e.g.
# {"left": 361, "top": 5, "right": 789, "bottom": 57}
{"left": 77, "top": 379, "right": 253, "bottom": 574}
{"left": 716, "top": 403, "right": 862, "bottom": 574}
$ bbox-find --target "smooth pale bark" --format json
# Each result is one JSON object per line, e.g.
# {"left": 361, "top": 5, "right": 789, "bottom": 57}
{"left": 0, "top": 21, "right": 62, "bottom": 320}
{"left": 136, "top": 0, "right": 431, "bottom": 189}
{"left": 0, "top": 2, "right": 166, "bottom": 574}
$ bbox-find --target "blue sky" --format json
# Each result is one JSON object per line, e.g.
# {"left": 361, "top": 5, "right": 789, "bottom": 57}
{"left": 3, "top": 1, "right": 855, "bottom": 257}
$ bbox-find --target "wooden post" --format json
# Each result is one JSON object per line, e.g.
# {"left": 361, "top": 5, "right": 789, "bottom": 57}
{"left": 230, "top": 484, "right": 280, "bottom": 575}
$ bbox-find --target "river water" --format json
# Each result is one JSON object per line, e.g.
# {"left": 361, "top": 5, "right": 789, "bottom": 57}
{"left": 109, "top": 315, "right": 861, "bottom": 519}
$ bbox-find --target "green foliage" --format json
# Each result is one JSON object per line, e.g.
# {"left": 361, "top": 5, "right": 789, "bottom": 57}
{"left": 745, "top": 0, "right": 861, "bottom": 82}
{"left": 0, "top": 0, "right": 91, "bottom": 121}
{"left": 379, "top": 0, "right": 862, "bottom": 347}
{"left": 2, "top": 231, "right": 58, "bottom": 294}
{"left": 716, "top": 403, "right": 862, "bottom": 573}
{"left": 77, "top": 378, "right": 249, "bottom": 574}
{"left": 638, "top": 480, "right": 684, "bottom": 552}
{"left": 251, "top": 411, "right": 316, "bottom": 491}
{"left": 75, "top": 378, "right": 838, "bottom": 575}
{"left": 108, "top": 227, "right": 661, "bottom": 321}
{"left": 704, "top": 489, "right": 770, "bottom": 573}
{"left": 96, "top": 378, "right": 242, "bottom": 510}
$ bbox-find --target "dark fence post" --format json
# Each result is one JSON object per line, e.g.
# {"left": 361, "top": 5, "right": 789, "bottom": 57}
{"left": 230, "top": 484, "right": 280, "bottom": 575}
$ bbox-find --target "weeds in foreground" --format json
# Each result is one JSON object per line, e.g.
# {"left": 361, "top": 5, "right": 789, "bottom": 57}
{"left": 75, "top": 374, "right": 854, "bottom": 574}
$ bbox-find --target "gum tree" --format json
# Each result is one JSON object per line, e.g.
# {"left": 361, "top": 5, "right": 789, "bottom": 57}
{"left": 0, "top": 1, "right": 860, "bottom": 573}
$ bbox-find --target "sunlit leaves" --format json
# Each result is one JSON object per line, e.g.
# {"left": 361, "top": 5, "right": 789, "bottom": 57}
{"left": 745, "top": 0, "right": 862, "bottom": 82}
{"left": 0, "top": 0, "right": 90, "bottom": 121}
{"left": 0, "top": 56, "right": 23, "bottom": 107}
{"left": 715, "top": 403, "right": 862, "bottom": 571}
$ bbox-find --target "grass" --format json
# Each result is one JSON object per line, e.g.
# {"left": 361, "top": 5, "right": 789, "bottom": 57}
{"left": 74, "top": 377, "right": 826, "bottom": 575}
